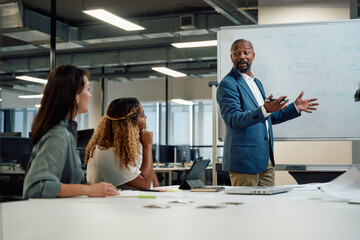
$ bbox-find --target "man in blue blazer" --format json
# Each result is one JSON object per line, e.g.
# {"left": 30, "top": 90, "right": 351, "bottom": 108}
{"left": 217, "top": 39, "right": 318, "bottom": 186}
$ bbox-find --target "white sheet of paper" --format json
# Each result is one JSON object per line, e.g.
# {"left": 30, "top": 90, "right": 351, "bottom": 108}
{"left": 319, "top": 167, "right": 360, "bottom": 201}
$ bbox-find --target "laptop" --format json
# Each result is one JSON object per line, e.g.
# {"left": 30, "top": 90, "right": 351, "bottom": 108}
{"left": 225, "top": 186, "right": 293, "bottom": 195}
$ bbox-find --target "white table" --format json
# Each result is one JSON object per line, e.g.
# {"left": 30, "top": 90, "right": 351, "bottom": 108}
{"left": 2, "top": 186, "right": 360, "bottom": 240}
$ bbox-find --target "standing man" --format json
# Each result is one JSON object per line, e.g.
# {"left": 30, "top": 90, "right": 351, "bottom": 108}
{"left": 217, "top": 39, "right": 318, "bottom": 186}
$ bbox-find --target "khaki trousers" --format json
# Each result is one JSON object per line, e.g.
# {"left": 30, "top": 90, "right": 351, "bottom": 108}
{"left": 229, "top": 160, "right": 275, "bottom": 186}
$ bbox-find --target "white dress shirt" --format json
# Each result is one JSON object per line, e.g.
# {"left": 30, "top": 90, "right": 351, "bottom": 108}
{"left": 240, "top": 72, "right": 270, "bottom": 132}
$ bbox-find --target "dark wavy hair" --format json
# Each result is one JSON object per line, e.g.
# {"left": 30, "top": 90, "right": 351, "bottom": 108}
{"left": 85, "top": 98, "right": 141, "bottom": 169}
{"left": 31, "top": 65, "right": 90, "bottom": 145}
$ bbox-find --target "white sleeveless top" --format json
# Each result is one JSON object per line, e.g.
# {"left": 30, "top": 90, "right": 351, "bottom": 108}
{"left": 86, "top": 146, "right": 142, "bottom": 187}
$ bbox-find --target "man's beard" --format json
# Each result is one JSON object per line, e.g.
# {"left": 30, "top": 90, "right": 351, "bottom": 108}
{"left": 236, "top": 61, "right": 250, "bottom": 73}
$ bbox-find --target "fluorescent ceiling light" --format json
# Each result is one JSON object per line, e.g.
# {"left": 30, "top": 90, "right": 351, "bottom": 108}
{"left": 172, "top": 40, "right": 217, "bottom": 48}
{"left": 35, "top": 104, "right": 41, "bottom": 108}
{"left": 171, "top": 99, "right": 194, "bottom": 105}
{"left": 18, "top": 94, "right": 43, "bottom": 99}
{"left": 83, "top": 9, "right": 145, "bottom": 31}
{"left": 0, "top": 99, "right": 2, "bottom": 101}
{"left": 152, "top": 67, "right": 186, "bottom": 77}
{"left": 16, "top": 76, "right": 47, "bottom": 84}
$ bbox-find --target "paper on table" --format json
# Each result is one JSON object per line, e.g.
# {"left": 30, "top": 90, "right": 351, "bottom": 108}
{"left": 319, "top": 167, "right": 360, "bottom": 201}
{"left": 286, "top": 183, "right": 325, "bottom": 191}
{"left": 105, "top": 190, "right": 157, "bottom": 198}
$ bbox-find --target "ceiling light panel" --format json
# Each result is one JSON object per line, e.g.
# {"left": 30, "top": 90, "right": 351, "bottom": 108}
{"left": 18, "top": 94, "right": 43, "bottom": 99}
{"left": 83, "top": 9, "right": 145, "bottom": 31}
{"left": 172, "top": 40, "right": 217, "bottom": 48}
{"left": 152, "top": 67, "right": 186, "bottom": 78}
{"left": 16, "top": 76, "right": 47, "bottom": 84}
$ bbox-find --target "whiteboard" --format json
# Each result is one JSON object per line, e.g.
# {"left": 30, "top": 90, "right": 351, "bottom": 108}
{"left": 217, "top": 20, "right": 360, "bottom": 140}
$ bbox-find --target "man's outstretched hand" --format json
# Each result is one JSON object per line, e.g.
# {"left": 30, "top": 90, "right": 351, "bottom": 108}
{"left": 295, "top": 91, "right": 319, "bottom": 113}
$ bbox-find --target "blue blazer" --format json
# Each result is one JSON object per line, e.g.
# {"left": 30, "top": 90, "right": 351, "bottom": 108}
{"left": 217, "top": 68, "right": 300, "bottom": 174}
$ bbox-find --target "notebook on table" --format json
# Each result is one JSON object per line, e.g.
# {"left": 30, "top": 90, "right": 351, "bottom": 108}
{"left": 225, "top": 186, "right": 293, "bottom": 195}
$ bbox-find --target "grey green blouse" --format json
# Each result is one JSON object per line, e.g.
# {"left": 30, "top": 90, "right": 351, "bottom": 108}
{"left": 23, "top": 119, "right": 85, "bottom": 199}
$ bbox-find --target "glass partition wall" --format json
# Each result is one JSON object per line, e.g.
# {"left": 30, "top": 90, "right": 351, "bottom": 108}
{"left": 1, "top": 100, "right": 223, "bottom": 159}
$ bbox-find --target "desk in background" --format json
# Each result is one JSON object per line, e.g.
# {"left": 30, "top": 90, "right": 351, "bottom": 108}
{"left": 2, "top": 187, "right": 360, "bottom": 240}
{"left": 0, "top": 164, "right": 25, "bottom": 199}
{"left": 275, "top": 164, "right": 360, "bottom": 184}
{"left": 154, "top": 165, "right": 212, "bottom": 186}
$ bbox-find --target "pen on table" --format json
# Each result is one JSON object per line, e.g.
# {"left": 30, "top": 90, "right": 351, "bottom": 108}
{"left": 264, "top": 98, "right": 288, "bottom": 103}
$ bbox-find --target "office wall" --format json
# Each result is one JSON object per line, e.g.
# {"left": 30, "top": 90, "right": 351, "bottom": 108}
{"left": 259, "top": 0, "right": 353, "bottom": 24}
{"left": 257, "top": 0, "right": 356, "bottom": 185}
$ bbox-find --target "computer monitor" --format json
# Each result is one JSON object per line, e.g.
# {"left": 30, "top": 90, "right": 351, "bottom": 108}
{"left": 159, "top": 145, "right": 175, "bottom": 163}
{"left": 176, "top": 145, "right": 191, "bottom": 164}
{"left": 190, "top": 148, "right": 200, "bottom": 161}
{"left": 77, "top": 129, "right": 94, "bottom": 149}
{"left": 0, "top": 137, "right": 32, "bottom": 164}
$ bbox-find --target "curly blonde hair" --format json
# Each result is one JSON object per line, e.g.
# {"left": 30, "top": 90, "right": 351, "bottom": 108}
{"left": 85, "top": 98, "right": 141, "bottom": 169}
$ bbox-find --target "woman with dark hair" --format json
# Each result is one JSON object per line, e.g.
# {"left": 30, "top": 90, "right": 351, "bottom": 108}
{"left": 85, "top": 98, "right": 159, "bottom": 190}
{"left": 23, "top": 65, "right": 119, "bottom": 199}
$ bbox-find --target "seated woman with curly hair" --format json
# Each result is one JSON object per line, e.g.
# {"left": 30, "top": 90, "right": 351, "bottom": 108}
{"left": 85, "top": 98, "right": 159, "bottom": 190}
